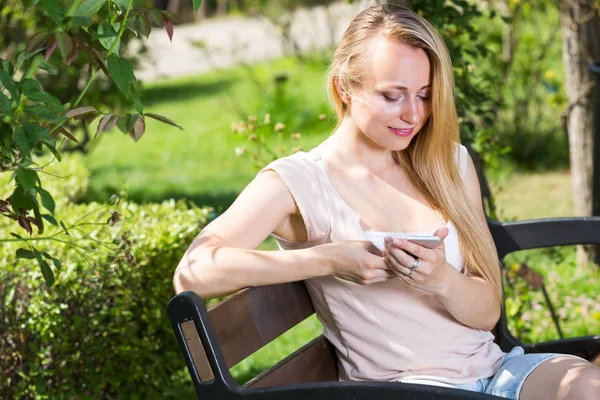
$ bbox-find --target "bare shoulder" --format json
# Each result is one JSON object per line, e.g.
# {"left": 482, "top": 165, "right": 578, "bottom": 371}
{"left": 194, "top": 169, "right": 299, "bottom": 250}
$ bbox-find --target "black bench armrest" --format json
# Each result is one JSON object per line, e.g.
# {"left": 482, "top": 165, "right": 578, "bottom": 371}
{"left": 488, "top": 217, "right": 600, "bottom": 259}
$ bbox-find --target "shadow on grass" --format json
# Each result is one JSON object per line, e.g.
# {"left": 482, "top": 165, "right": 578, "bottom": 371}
{"left": 141, "top": 78, "right": 237, "bottom": 106}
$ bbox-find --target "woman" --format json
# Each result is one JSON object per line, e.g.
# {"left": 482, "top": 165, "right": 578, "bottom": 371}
{"left": 173, "top": 4, "right": 600, "bottom": 399}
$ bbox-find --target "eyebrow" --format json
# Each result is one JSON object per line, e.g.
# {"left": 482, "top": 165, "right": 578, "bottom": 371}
{"left": 384, "top": 84, "right": 431, "bottom": 91}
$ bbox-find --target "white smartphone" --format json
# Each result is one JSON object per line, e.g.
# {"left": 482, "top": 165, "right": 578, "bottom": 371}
{"left": 402, "top": 235, "right": 442, "bottom": 249}
{"left": 367, "top": 235, "right": 441, "bottom": 251}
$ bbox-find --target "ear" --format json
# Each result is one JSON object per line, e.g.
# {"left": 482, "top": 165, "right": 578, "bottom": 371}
{"left": 335, "top": 77, "right": 351, "bottom": 105}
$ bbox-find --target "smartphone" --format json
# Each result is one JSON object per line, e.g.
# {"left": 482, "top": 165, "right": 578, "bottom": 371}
{"left": 368, "top": 235, "right": 441, "bottom": 251}
{"left": 402, "top": 235, "right": 442, "bottom": 249}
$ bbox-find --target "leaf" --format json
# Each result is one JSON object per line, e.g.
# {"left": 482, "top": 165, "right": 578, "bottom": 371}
{"left": 16, "top": 169, "right": 39, "bottom": 192}
{"left": 107, "top": 55, "right": 134, "bottom": 96}
{"left": 144, "top": 112, "right": 183, "bottom": 130}
{"left": 40, "top": 259, "right": 55, "bottom": 287}
{"left": 24, "top": 105, "right": 59, "bottom": 121}
{"left": 98, "top": 21, "right": 120, "bottom": 54}
{"left": 0, "top": 70, "right": 19, "bottom": 102}
{"left": 11, "top": 185, "right": 35, "bottom": 212}
{"left": 192, "top": 0, "right": 203, "bottom": 14}
{"left": 117, "top": 113, "right": 138, "bottom": 134}
{"left": 133, "top": 96, "right": 143, "bottom": 115}
{"left": 0, "top": 93, "right": 13, "bottom": 117}
{"left": 26, "top": 91, "right": 63, "bottom": 111}
{"left": 36, "top": 187, "right": 55, "bottom": 214}
{"left": 160, "top": 10, "right": 179, "bottom": 23}
{"left": 75, "top": 0, "right": 106, "bottom": 17}
{"left": 45, "top": 37, "right": 57, "bottom": 61}
{"left": 148, "top": 9, "right": 164, "bottom": 27}
{"left": 43, "top": 0, "right": 64, "bottom": 25}
{"left": 70, "top": 16, "right": 93, "bottom": 27}
{"left": 31, "top": 205, "right": 44, "bottom": 234}
{"left": 39, "top": 61, "right": 58, "bottom": 75}
{"left": 41, "top": 213, "right": 58, "bottom": 226}
{"left": 137, "top": 15, "right": 152, "bottom": 38}
{"left": 51, "top": 258, "right": 62, "bottom": 271}
{"left": 43, "top": 141, "right": 62, "bottom": 161}
{"left": 16, "top": 248, "right": 36, "bottom": 259}
{"left": 66, "top": 106, "right": 97, "bottom": 119}
{"left": 129, "top": 115, "right": 145, "bottom": 142}
{"left": 96, "top": 113, "right": 118, "bottom": 137}
{"left": 23, "top": 0, "right": 42, "bottom": 9}
{"left": 60, "top": 220, "right": 70, "bottom": 236}
{"left": 25, "top": 33, "right": 49, "bottom": 53}
{"left": 14, "top": 126, "right": 33, "bottom": 154}
{"left": 2, "top": 59, "right": 13, "bottom": 75}
{"left": 65, "top": 45, "right": 80, "bottom": 65}
{"left": 52, "top": 125, "right": 79, "bottom": 143}
{"left": 54, "top": 32, "right": 73, "bottom": 62}
{"left": 21, "top": 79, "right": 42, "bottom": 95}
{"left": 164, "top": 20, "right": 173, "bottom": 42}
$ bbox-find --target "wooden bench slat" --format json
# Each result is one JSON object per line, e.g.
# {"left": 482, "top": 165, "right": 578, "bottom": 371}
{"left": 208, "top": 281, "right": 315, "bottom": 367}
{"left": 246, "top": 335, "right": 338, "bottom": 388}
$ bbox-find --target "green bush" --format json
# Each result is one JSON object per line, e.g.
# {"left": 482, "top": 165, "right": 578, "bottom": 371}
{"left": 0, "top": 156, "right": 213, "bottom": 399}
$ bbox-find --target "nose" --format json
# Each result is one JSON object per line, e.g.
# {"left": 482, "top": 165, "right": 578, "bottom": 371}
{"left": 400, "top": 98, "right": 419, "bottom": 125}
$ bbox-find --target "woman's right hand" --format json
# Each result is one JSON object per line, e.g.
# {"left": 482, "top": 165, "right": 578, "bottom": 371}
{"left": 315, "top": 241, "right": 397, "bottom": 285}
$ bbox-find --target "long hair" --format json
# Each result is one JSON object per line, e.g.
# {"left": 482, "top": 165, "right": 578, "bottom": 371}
{"left": 326, "top": 4, "right": 502, "bottom": 304}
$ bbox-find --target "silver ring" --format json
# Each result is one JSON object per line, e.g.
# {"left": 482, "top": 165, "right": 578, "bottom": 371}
{"left": 407, "top": 258, "right": 419, "bottom": 277}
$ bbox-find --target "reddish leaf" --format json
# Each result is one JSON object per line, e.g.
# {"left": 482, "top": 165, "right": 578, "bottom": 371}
{"left": 144, "top": 112, "right": 183, "bottom": 130}
{"left": 164, "top": 20, "right": 173, "bottom": 42}
{"left": 129, "top": 115, "right": 145, "bottom": 142}
{"left": 65, "top": 106, "right": 97, "bottom": 119}
{"left": 26, "top": 33, "right": 50, "bottom": 53}
{"left": 65, "top": 44, "right": 79, "bottom": 65}
{"left": 26, "top": 216, "right": 42, "bottom": 232}
{"left": 45, "top": 37, "right": 57, "bottom": 62}
{"left": 90, "top": 47, "right": 109, "bottom": 75}
{"left": 52, "top": 126, "right": 80, "bottom": 143}
{"left": 96, "top": 113, "right": 117, "bottom": 138}
{"left": 18, "top": 216, "right": 32, "bottom": 235}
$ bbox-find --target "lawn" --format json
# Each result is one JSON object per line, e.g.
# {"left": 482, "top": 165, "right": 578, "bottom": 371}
{"left": 82, "top": 57, "right": 598, "bottom": 394}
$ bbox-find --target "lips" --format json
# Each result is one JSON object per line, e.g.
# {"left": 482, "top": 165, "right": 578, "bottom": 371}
{"left": 388, "top": 127, "right": 414, "bottom": 137}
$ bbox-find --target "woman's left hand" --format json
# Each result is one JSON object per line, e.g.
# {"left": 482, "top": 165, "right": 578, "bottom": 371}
{"left": 382, "top": 226, "right": 452, "bottom": 295}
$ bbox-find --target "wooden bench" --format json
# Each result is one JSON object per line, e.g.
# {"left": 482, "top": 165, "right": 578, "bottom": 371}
{"left": 168, "top": 217, "right": 600, "bottom": 399}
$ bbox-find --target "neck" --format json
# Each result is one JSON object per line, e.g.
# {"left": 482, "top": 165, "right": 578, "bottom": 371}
{"left": 319, "top": 116, "right": 399, "bottom": 174}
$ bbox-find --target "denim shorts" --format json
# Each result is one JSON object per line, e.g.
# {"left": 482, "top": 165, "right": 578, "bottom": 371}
{"left": 443, "top": 346, "right": 582, "bottom": 399}
{"left": 400, "top": 346, "right": 584, "bottom": 399}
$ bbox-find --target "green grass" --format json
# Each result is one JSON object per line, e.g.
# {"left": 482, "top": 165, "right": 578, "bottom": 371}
{"left": 85, "top": 55, "right": 334, "bottom": 215}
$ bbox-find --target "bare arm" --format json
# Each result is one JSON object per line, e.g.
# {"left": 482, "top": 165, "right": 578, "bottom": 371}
{"left": 383, "top": 153, "right": 500, "bottom": 331}
{"left": 173, "top": 170, "right": 394, "bottom": 299}
{"left": 432, "top": 153, "right": 501, "bottom": 330}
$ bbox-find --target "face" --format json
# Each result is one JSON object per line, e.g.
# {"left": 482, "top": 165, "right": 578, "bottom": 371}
{"left": 343, "top": 35, "right": 433, "bottom": 151}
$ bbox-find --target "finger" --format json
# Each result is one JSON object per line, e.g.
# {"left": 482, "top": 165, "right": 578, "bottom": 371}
{"left": 433, "top": 227, "right": 449, "bottom": 249}
{"left": 385, "top": 248, "right": 413, "bottom": 276}
{"left": 387, "top": 243, "right": 419, "bottom": 268}
{"left": 359, "top": 240, "right": 384, "bottom": 256}
{"left": 391, "top": 238, "right": 434, "bottom": 263}
{"left": 364, "top": 272, "right": 397, "bottom": 285}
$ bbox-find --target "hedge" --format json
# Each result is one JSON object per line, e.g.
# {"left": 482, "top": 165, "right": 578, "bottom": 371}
{"left": 1, "top": 155, "right": 213, "bottom": 399}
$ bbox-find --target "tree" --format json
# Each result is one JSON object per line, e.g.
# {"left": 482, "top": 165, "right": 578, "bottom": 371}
{"left": 558, "top": 0, "right": 600, "bottom": 266}
{"left": 0, "top": 0, "right": 199, "bottom": 287}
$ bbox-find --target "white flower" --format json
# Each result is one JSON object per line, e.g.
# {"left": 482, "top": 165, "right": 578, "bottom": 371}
{"left": 235, "top": 146, "right": 246, "bottom": 156}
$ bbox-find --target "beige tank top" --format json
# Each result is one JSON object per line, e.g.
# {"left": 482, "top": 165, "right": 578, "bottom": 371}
{"left": 258, "top": 143, "right": 506, "bottom": 384}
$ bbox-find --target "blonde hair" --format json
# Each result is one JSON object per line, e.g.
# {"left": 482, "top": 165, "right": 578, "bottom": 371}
{"left": 327, "top": 4, "right": 503, "bottom": 304}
